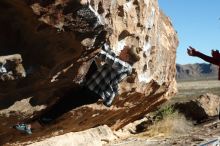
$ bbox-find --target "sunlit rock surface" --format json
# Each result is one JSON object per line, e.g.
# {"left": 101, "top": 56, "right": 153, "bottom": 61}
{"left": 13, "top": 125, "right": 116, "bottom": 146}
{"left": 0, "top": 0, "right": 178, "bottom": 144}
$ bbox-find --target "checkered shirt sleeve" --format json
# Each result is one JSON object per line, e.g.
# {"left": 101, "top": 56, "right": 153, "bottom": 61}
{"left": 85, "top": 49, "right": 132, "bottom": 107}
{"left": 98, "top": 50, "right": 132, "bottom": 74}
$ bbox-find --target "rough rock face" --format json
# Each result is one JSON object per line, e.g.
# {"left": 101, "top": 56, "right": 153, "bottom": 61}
{"left": 0, "top": 54, "right": 26, "bottom": 81}
{"left": 0, "top": 0, "right": 178, "bottom": 144}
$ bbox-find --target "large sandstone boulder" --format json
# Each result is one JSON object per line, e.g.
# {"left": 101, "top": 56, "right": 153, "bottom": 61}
{"left": 0, "top": 0, "right": 178, "bottom": 144}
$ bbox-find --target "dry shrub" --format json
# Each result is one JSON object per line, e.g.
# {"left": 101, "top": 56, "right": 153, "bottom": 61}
{"left": 145, "top": 112, "right": 193, "bottom": 137}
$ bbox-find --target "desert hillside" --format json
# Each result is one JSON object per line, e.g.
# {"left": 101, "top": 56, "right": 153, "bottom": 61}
{"left": 176, "top": 63, "right": 218, "bottom": 81}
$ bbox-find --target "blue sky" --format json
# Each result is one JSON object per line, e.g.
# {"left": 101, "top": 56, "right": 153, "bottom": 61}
{"left": 158, "top": 0, "right": 220, "bottom": 64}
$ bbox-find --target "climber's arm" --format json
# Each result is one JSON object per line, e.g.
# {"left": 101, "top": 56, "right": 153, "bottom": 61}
{"left": 187, "top": 46, "right": 220, "bottom": 65}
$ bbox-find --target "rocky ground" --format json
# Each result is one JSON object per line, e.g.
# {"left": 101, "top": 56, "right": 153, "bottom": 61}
{"left": 106, "top": 117, "right": 220, "bottom": 146}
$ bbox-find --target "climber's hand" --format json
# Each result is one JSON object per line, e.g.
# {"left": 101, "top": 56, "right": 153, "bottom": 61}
{"left": 187, "top": 46, "right": 199, "bottom": 56}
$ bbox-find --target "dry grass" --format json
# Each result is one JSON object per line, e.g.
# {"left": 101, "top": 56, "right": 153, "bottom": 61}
{"left": 142, "top": 112, "right": 193, "bottom": 138}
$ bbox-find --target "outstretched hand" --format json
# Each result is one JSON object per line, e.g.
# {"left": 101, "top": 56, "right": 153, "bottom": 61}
{"left": 187, "top": 46, "right": 199, "bottom": 56}
{"left": 211, "top": 49, "right": 220, "bottom": 59}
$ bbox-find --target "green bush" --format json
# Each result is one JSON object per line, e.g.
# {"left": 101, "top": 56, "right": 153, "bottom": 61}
{"left": 154, "top": 105, "right": 175, "bottom": 121}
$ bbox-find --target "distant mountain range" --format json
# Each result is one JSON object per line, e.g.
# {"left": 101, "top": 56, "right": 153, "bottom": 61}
{"left": 176, "top": 63, "right": 219, "bottom": 81}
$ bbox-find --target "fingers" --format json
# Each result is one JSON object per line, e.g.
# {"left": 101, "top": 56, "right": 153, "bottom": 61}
{"left": 187, "top": 47, "right": 193, "bottom": 53}
{"left": 187, "top": 46, "right": 198, "bottom": 56}
{"left": 213, "top": 49, "right": 220, "bottom": 53}
{"left": 189, "top": 46, "right": 194, "bottom": 50}
{"left": 212, "top": 50, "right": 215, "bottom": 56}
{"left": 187, "top": 46, "right": 193, "bottom": 51}
{"left": 189, "top": 46, "right": 196, "bottom": 51}
{"left": 187, "top": 48, "right": 191, "bottom": 53}
{"left": 187, "top": 48, "right": 192, "bottom": 56}
{"left": 211, "top": 49, "right": 220, "bottom": 58}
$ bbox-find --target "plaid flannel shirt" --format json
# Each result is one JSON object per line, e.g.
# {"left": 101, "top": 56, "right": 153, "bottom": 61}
{"left": 85, "top": 49, "right": 132, "bottom": 107}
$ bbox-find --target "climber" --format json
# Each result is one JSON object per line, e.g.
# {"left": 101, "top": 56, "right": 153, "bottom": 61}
{"left": 187, "top": 46, "right": 220, "bottom": 120}
{"left": 13, "top": 43, "right": 134, "bottom": 134}
{"left": 84, "top": 43, "right": 132, "bottom": 107}
{"left": 187, "top": 46, "right": 220, "bottom": 80}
